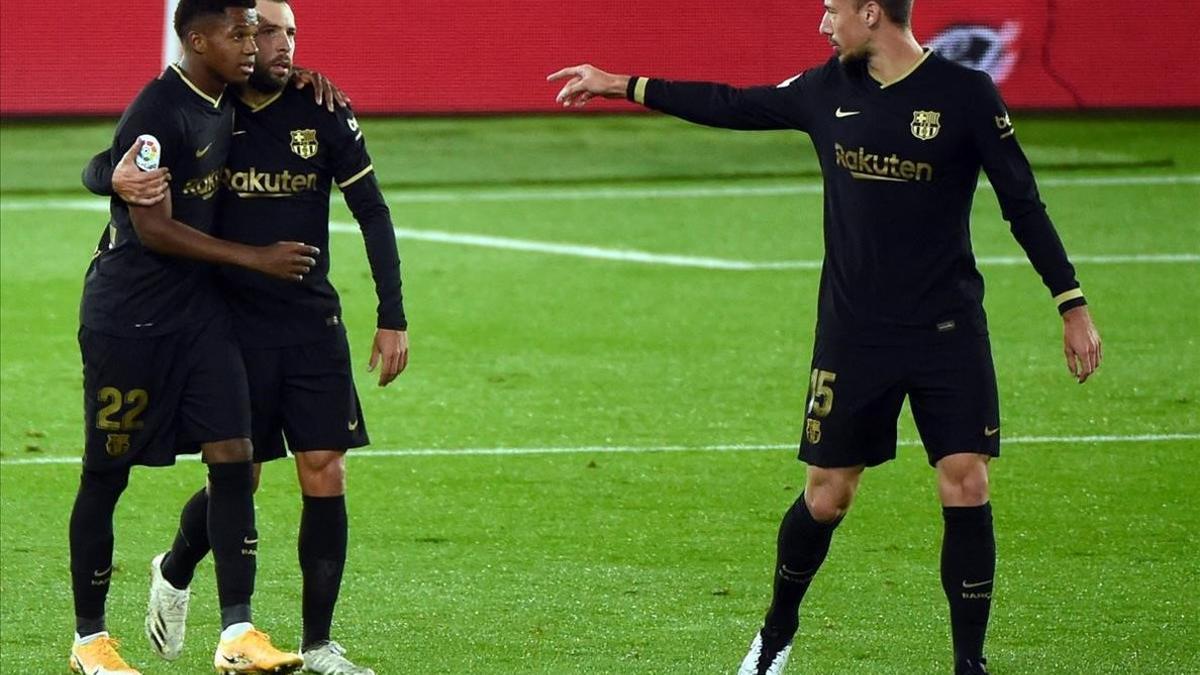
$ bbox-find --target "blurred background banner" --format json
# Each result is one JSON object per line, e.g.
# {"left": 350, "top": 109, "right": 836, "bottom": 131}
{"left": 2, "top": 0, "right": 1197, "bottom": 115}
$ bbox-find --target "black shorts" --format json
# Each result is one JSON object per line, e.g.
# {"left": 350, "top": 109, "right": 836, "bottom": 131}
{"left": 798, "top": 335, "right": 1000, "bottom": 468}
{"left": 240, "top": 325, "right": 368, "bottom": 463}
{"left": 80, "top": 319, "right": 251, "bottom": 472}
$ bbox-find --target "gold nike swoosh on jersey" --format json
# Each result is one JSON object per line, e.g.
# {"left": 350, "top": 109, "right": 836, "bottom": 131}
{"left": 195, "top": 142, "right": 214, "bottom": 158}
{"left": 835, "top": 107, "right": 862, "bottom": 118}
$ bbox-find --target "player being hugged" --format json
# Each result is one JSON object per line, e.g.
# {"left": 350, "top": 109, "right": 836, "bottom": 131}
{"left": 69, "top": 1, "right": 320, "bottom": 674}
{"left": 549, "top": 0, "right": 1101, "bottom": 674}
{"left": 84, "top": 1, "right": 407, "bottom": 673}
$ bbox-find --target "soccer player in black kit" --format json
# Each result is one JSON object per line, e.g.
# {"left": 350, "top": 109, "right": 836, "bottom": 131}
{"left": 85, "top": 2, "right": 406, "bottom": 673}
{"left": 550, "top": 0, "right": 1102, "bottom": 673}
{"left": 70, "top": 1, "right": 318, "bottom": 673}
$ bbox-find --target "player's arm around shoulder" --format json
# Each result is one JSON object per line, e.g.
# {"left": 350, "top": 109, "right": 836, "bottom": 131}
{"left": 291, "top": 65, "right": 351, "bottom": 113}
{"left": 103, "top": 139, "right": 171, "bottom": 206}
{"left": 112, "top": 138, "right": 318, "bottom": 281}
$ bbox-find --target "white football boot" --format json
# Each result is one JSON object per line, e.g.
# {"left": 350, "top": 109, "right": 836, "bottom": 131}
{"left": 144, "top": 552, "right": 190, "bottom": 660}
{"left": 737, "top": 631, "right": 792, "bottom": 675}
{"left": 301, "top": 640, "right": 376, "bottom": 675}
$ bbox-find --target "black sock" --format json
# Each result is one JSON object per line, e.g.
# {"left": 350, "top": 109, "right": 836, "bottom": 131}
{"left": 70, "top": 468, "right": 130, "bottom": 636}
{"left": 162, "top": 487, "right": 211, "bottom": 589}
{"left": 942, "top": 503, "right": 995, "bottom": 665}
{"left": 207, "top": 462, "right": 256, "bottom": 628}
{"left": 299, "top": 495, "right": 348, "bottom": 650}
{"left": 762, "top": 492, "right": 842, "bottom": 643}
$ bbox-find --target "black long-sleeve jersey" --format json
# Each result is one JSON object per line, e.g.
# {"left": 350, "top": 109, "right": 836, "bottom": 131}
{"left": 628, "top": 51, "right": 1086, "bottom": 344}
{"left": 217, "top": 87, "right": 405, "bottom": 347}
{"left": 81, "top": 65, "right": 230, "bottom": 337}
{"left": 85, "top": 84, "right": 406, "bottom": 348}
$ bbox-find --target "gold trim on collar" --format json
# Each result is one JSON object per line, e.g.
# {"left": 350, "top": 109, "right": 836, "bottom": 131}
{"left": 169, "top": 64, "right": 224, "bottom": 107}
{"left": 872, "top": 49, "right": 933, "bottom": 89}
{"left": 241, "top": 89, "right": 285, "bottom": 113}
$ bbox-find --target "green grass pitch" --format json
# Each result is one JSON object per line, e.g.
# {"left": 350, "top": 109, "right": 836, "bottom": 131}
{"left": 1, "top": 112, "right": 1198, "bottom": 673}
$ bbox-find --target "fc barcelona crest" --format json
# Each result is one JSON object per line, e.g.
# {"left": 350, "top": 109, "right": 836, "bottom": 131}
{"left": 290, "top": 129, "right": 319, "bottom": 159}
{"left": 805, "top": 419, "right": 822, "bottom": 445}
{"left": 910, "top": 110, "right": 941, "bottom": 141}
{"left": 106, "top": 433, "right": 131, "bottom": 457}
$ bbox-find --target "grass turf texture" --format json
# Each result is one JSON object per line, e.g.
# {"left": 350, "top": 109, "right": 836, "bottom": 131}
{"left": 1, "top": 113, "right": 1198, "bottom": 673}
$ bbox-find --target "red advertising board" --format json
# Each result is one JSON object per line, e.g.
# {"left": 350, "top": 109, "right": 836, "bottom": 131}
{"left": 2, "top": 1, "right": 1197, "bottom": 115}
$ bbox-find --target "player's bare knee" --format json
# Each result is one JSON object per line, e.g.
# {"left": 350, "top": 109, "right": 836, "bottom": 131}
{"left": 804, "top": 468, "right": 860, "bottom": 522}
{"left": 946, "top": 473, "right": 989, "bottom": 505}
{"left": 296, "top": 450, "right": 346, "bottom": 497}
{"left": 805, "top": 488, "right": 855, "bottom": 522}
{"left": 201, "top": 438, "right": 253, "bottom": 464}
{"left": 806, "top": 480, "right": 854, "bottom": 523}
{"left": 937, "top": 454, "right": 990, "bottom": 506}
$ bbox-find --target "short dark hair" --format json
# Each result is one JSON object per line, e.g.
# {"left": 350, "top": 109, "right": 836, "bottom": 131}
{"left": 860, "top": 0, "right": 914, "bottom": 28}
{"left": 174, "top": 0, "right": 256, "bottom": 39}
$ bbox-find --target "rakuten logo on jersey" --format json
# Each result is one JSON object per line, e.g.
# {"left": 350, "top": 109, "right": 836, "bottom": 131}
{"left": 834, "top": 143, "right": 934, "bottom": 183}
{"left": 181, "top": 169, "right": 222, "bottom": 200}
{"left": 223, "top": 168, "right": 319, "bottom": 197}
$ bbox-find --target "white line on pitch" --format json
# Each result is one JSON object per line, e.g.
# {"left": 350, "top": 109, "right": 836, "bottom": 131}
{"left": 4, "top": 183, "right": 1197, "bottom": 271}
{"left": 328, "top": 222, "right": 1199, "bottom": 270}
{"left": 328, "top": 222, "right": 768, "bottom": 269}
{"left": 372, "top": 173, "right": 1200, "bottom": 203}
{"left": 1, "top": 173, "right": 1196, "bottom": 212}
{"left": 0, "top": 198, "right": 1194, "bottom": 270}
{"left": 3, "top": 433, "right": 1197, "bottom": 466}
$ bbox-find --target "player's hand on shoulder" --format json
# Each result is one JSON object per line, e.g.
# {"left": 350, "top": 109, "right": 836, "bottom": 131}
{"left": 114, "top": 139, "right": 171, "bottom": 207}
{"left": 253, "top": 241, "right": 320, "bottom": 282}
{"left": 548, "top": 64, "right": 630, "bottom": 107}
{"left": 1062, "top": 305, "right": 1102, "bottom": 384}
{"left": 368, "top": 328, "right": 408, "bottom": 387}
{"left": 291, "top": 66, "right": 351, "bottom": 113}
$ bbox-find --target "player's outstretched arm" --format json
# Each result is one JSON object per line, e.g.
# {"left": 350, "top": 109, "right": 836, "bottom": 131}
{"left": 1062, "top": 305, "right": 1102, "bottom": 384}
{"left": 548, "top": 64, "right": 807, "bottom": 130}
{"left": 548, "top": 64, "right": 631, "bottom": 108}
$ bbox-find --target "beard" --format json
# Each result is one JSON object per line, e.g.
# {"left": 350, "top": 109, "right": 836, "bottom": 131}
{"left": 248, "top": 66, "right": 289, "bottom": 95}
{"left": 837, "top": 45, "right": 870, "bottom": 64}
